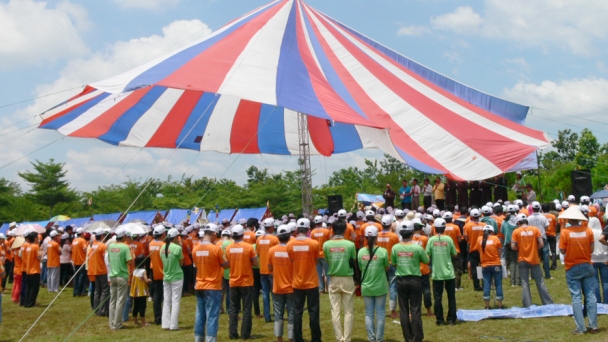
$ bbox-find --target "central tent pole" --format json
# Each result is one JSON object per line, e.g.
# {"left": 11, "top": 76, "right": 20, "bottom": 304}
{"left": 298, "top": 112, "right": 314, "bottom": 217}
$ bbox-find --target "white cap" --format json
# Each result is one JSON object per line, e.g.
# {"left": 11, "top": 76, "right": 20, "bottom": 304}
{"left": 255, "top": 229, "right": 264, "bottom": 237}
{"left": 442, "top": 212, "right": 453, "bottom": 219}
{"left": 273, "top": 220, "right": 281, "bottom": 228}
{"left": 263, "top": 218, "right": 275, "bottom": 227}
{"left": 399, "top": 221, "right": 414, "bottom": 231}
{"left": 167, "top": 228, "right": 179, "bottom": 238}
{"left": 481, "top": 206, "right": 492, "bottom": 215}
{"left": 580, "top": 196, "right": 590, "bottom": 203}
{"left": 434, "top": 218, "right": 446, "bottom": 228}
{"left": 470, "top": 209, "right": 481, "bottom": 218}
{"left": 49, "top": 231, "right": 58, "bottom": 238}
{"left": 115, "top": 227, "right": 126, "bottom": 238}
{"left": 314, "top": 216, "right": 323, "bottom": 224}
{"left": 198, "top": 230, "right": 205, "bottom": 238}
{"left": 185, "top": 225, "right": 193, "bottom": 233}
{"left": 507, "top": 205, "right": 518, "bottom": 213}
{"left": 381, "top": 215, "right": 392, "bottom": 226}
{"left": 514, "top": 199, "right": 523, "bottom": 206}
{"left": 580, "top": 205, "right": 589, "bottom": 213}
{"left": 493, "top": 202, "right": 502, "bottom": 207}
{"left": 556, "top": 204, "right": 562, "bottom": 210}
{"left": 414, "top": 213, "right": 422, "bottom": 219}
{"left": 356, "top": 211, "right": 365, "bottom": 219}
{"left": 203, "top": 224, "right": 218, "bottom": 232}
{"left": 365, "top": 225, "right": 378, "bottom": 237}
{"left": 562, "top": 201, "right": 570, "bottom": 208}
{"left": 483, "top": 225, "right": 494, "bottom": 232}
{"left": 516, "top": 171, "right": 522, "bottom": 175}
{"left": 486, "top": 202, "right": 493, "bottom": 207}
{"left": 231, "top": 224, "right": 244, "bottom": 236}
{"left": 365, "top": 210, "right": 374, "bottom": 217}
{"left": 153, "top": 225, "right": 166, "bottom": 236}
{"left": 568, "top": 195, "right": 575, "bottom": 202}
{"left": 287, "top": 222, "right": 297, "bottom": 232}
{"left": 76, "top": 227, "right": 84, "bottom": 234}
{"left": 0, "top": 233, "right": 5, "bottom": 239}
{"left": 297, "top": 218, "right": 310, "bottom": 229}
{"left": 394, "top": 209, "right": 404, "bottom": 217}
{"left": 221, "top": 229, "right": 231, "bottom": 236}
{"left": 61, "top": 233, "right": 69, "bottom": 239}
{"left": 175, "top": 224, "right": 184, "bottom": 231}
{"left": 432, "top": 209, "right": 441, "bottom": 217}
{"left": 9, "top": 222, "right": 17, "bottom": 228}
{"left": 57, "top": 227, "right": 65, "bottom": 232}
{"left": 532, "top": 201, "right": 541, "bottom": 209}
{"left": 6, "top": 231, "right": 14, "bottom": 237}
{"left": 338, "top": 209, "right": 347, "bottom": 218}
{"left": 516, "top": 213, "right": 527, "bottom": 223}
{"left": 238, "top": 218, "right": 247, "bottom": 225}
{"left": 94, "top": 228, "right": 104, "bottom": 235}
{"left": 277, "top": 225, "right": 290, "bottom": 235}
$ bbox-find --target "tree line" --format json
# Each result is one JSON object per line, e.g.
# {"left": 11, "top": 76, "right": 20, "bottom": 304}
{"left": 1, "top": 128, "right": 607, "bottom": 223}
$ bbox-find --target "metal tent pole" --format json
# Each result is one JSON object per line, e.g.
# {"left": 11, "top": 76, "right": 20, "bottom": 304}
{"left": 298, "top": 112, "right": 314, "bottom": 217}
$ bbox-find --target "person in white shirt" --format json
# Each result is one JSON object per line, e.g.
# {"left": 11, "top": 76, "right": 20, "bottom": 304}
{"left": 422, "top": 178, "right": 433, "bottom": 210}
{"left": 584, "top": 205, "right": 608, "bottom": 304}
{"left": 411, "top": 179, "right": 421, "bottom": 211}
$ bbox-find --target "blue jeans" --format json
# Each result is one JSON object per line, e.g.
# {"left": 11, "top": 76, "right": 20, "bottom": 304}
{"left": 41, "top": 260, "right": 47, "bottom": 285}
{"left": 272, "top": 292, "right": 294, "bottom": 339}
{"left": 316, "top": 259, "right": 329, "bottom": 292}
{"left": 566, "top": 263, "right": 598, "bottom": 332}
{"left": 593, "top": 262, "right": 608, "bottom": 304}
{"left": 122, "top": 286, "right": 131, "bottom": 322}
{"left": 482, "top": 266, "right": 503, "bottom": 301}
{"left": 260, "top": 274, "right": 273, "bottom": 321}
{"left": 541, "top": 238, "right": 551, "bottom": 278}
{"left": 387, "top": 265, "right": 397, "bottom": 310}
{"left": 195, "top": 290, "right": 222, "bottom": 340}
{"left": 363, "top": 295, "right": 386, "bottom": 342}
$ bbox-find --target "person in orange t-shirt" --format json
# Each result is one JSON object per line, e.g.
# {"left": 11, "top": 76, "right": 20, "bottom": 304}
{"left": 464, "top": 209, "right": 485, "bottom": 291}
{"left": 22, "top": 232, "right": 41, "bottom": 308}
{"left": 257, "top": 218, "right": 280, "bottom": 322}
{"left": 193, "top": 227, "right": 229, "bottom": 341}
{"left": 149, "top": 226, "right": 166, "bottom": 325}
{"left": 11, "top": 240, "right": 23, "bottom": 303}
{"left": 179, "top": 230, "right": 193, "bottom": 295}
{"left": 89, "top": 229, "right": 109, "bottom": 316}
{"left": 269, "top": 225, "right": 295, "bottom": 342}
{"left": 46, "top": 231, "right": 62, "bottom": 293}
{"left": 473, "top": 226, "right": 503, "bottom": 309}
{"left": 559, "top": 209, "right": 597, "bottom": 334}
{"left": 225, "top": 224, "right": 258, "bottom": 340}
{"left": 72, "top": 229, "right": 89, "bottom": 297}
{"left": 1, "top": 233, "right": 13, "bottom": 291}
{"left": 511, "top": 214, "right": 553, "bottom": 308}
{"left": 310, "top": 216, "right": 331, "bottom": 293}
{"left": 287, "top": 218, "right": 322, "bottom": 342}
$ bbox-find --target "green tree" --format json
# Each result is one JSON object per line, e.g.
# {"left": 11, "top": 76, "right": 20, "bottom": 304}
{"left": 18, "top": 159, "right": 78, "bottom": 218}
{"left": 574, "top": 128, "right": 600, "bottom": 169}
{"left": 551, "top": 129, "right": 578, "bottom": 162}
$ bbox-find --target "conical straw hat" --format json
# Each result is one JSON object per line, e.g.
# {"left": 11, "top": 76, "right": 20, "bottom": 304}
{"left": 558, "top": 206, "right": 588, "bottom": 221}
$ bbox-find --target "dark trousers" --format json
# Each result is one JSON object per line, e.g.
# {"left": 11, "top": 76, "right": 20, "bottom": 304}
{"left": 293, "top": 288, "right": 322, "bottom": 342}
{"left": 401, "top": 202, "right": 411, "bottom": 210}
{"left": 229, "top": 286, "right": 254, "bottom": 339}
{"left": 60, "top": 263, "right": 73, "bottom": 286}
{"left": 19, "top": 272, "right": 28, "bottom": 306}
{"left": 89, "top": 281, "right": 96, "bottom": 309}
{"left": 151, "top": 279, "right": 164, "bottom": 324}
{"left": 468, "top": 250, "right": 482, "bottom": 290}
{"left": 423, "top": 196, "right": 432, "bottom": 209}
{"left": 182, "top": 264, "right": 192, "bottom": 294}
{"left": 421, "top": 273, "right": 432, "bottom": 309}
{"left": 133, "top": 296, "right": 147, "bottom": 318}
{"left": 94, "top": 274, "right": 109, "bottom": 316}
{"left": 253, "top": 268, "right": 261, "bottom": 316}
{"left": 547, "top": 235, "right": 557, "bottom": 269}
{"left": 435, "top": 199, "right": 445, "bottom": 211}
{"left": 73, "top": 265, "right": 86, "bottom": 296}
{"left": 24, "top": 273, "right": 41, "bottom": 308}
{"left": 433, "top": 278, "right": 457, "bottom": 324}
{"left": 396, "top": 276, "right": 424, "bottom": 342}
{"left": 2, "top": 260, "right": 13, "bottom": 287}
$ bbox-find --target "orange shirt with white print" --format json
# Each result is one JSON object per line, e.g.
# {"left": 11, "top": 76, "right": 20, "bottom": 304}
{"left": 193, "top": 241, "right": 226, "bottom": 290}
{"left": 13, "top": 247, "right": 23, "bottom": 274}
{"left": 359, "top": 222, "right": 382, "bottom": 248}
{"left": 181, "top": 237, "right": 193, "bottom": 266}
{"left": 310, "top": 227, "right": 330, "bottom": 258}
{"left": 87, "top": 240, "right": 107, "bottom": 275}
{"left": 511, "top": 225, "right": 541, "bottom": 265}
{"left": 559, "top": 225, "right": 594, "bottom": 271}
{"left": 269, "top": 244, "right": 293, "bottom": 294}
{"left": 71, "top": 237, "right": 87, "bottom": 265}
{"left": 47, "top": 240, "right": 61, "bottom": 268}
{"left": 24, "top": 243, "right": 41, "bottom": 275}
{"left": 129, "top": 240, "right": 144, "bottom": 258}
{"left": 544, "top": 213, "right": 557, "bottom": 237}
{"left": 464, "top": 221, "right": 486, "bottom": 252}
{"left": 412, "top": 234, "right": 430, "bottom": 275}
{"left": 225, "top": 241, "right": 257, "bottom": 287}
{"left": 256, "top": 233, "right": 279, "bottom": 275}
{"left": 286, "top": 236, "right": 319, "bottom": 290}
{"left": 148, "top": 240, "right": 165, "bottom": 280}
{"left": 242, "top": 231, "right": 256, "bottom": 245}
{"left": 474, "top": 235, "right": 502, "bottom": 267}
{"left": 444, "top": 223, "right": 462, "bottom": 254}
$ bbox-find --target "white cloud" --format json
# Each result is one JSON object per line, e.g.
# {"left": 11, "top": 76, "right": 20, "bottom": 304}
{"left": 397, "top": 25, "right": 430, "bottom": 37}
{"left": 429, "top": 0, "right": 608, "bottom": 55}
{"left": 430, "top": 6, "right": 482, "bottom": 34}
{"left": 113, "top": 0, "right": 181, "bottom": 10}
{"left": 0, "top": 0, "right": 90, "bottom": 70}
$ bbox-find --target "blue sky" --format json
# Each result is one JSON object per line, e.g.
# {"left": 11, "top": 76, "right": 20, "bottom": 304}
{"left": 0, "top": 0, "right": 607, "bottom": 192}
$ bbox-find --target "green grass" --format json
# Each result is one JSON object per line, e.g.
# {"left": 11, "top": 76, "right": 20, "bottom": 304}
{"left": 2, "top": 270, "right": 608, "bottom": 341}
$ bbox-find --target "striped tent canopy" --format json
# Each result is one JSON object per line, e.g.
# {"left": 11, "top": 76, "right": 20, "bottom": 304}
{"left": 39, "top": 0, "right": 550, "bottom": 180}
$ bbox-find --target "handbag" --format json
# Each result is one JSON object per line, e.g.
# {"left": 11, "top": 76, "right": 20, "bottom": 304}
{"left": 355, "top": 246, "right": 378, "bottom": 296}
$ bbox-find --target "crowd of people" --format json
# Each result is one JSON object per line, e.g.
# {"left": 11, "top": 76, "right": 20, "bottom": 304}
{"left": 0, "top": 189, "right": 607, "bottom": 341}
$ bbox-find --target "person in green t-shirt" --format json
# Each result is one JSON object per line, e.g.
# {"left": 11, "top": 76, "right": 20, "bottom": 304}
{"left": 392, "top": 221, "right": 429, "bottom": 342}
{"left": 160, "top": 228, "right": 184, "bottom": 330}
{"left": 427, "top": 218, "right": 458, "bottom": 326}
{"left": 358, "top": 225, "right": 389, "bottom": 342}
{"left": 323, "top": 219, "right": 357, "bottom": 342}
{"left": 106, "top": 227, "right": 133, "bottom": 330}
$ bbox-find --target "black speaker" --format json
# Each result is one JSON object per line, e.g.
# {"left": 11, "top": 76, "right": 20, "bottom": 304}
{"left": 571, "top": 170, "right": 592, "bottom": 201}
{"left": 327, "top": 195, "right": 343, "bottom": 215}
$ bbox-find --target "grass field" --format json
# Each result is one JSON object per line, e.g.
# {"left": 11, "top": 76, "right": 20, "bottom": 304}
{"left": 2, "top": 269, "right": 608, "bottom": 342}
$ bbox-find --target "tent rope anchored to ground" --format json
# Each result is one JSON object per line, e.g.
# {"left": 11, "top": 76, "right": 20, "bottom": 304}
{"left": 38, "top": 0, "right": 549, "bottom": 182}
